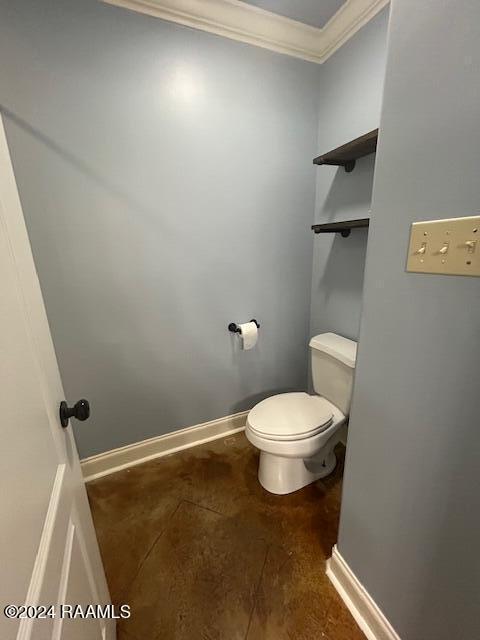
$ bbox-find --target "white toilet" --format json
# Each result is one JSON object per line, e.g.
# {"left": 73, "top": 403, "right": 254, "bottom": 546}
{"left": 245, "top": 332, "right": 357, "bottom": 495}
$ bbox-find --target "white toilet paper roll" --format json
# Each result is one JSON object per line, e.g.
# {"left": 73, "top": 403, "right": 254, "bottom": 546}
{"left": 238, "top": 322, "right": 258, "bottom": 350}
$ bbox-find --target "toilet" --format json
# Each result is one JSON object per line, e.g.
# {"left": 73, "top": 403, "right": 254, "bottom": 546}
{"left": 245, "top": 332, "right": 357, "bottom": 495}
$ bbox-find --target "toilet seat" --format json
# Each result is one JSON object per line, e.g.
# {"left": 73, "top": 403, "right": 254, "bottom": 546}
{"left": 247, "top": 392, "right": 333, "bottom": 441}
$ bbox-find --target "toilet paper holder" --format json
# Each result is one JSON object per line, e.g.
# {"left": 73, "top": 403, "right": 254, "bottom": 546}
{"left": 228, "top": 319, "right": 260, "bottom": 334}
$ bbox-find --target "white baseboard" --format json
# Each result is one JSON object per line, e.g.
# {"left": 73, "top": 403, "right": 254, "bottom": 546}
{"left": 81, "top": 411, "right": 248, "bottom": 482}
{"left": 326, "top": 545, "right": 401, "bottom": 640}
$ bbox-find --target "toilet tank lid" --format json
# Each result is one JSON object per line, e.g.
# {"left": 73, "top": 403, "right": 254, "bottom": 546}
{"left": 309, "top": 333, "right": 357, "bottom": 368}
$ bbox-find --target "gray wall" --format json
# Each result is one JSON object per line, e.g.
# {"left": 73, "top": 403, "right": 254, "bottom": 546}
{"left": 0, "top": 0, "right": 321, "bottom": 457}
{"left": 310, "top": 10, "right": 389, "bottom": 341}
{"left": 338, "top": 1, "right": 480, "bottom": 638}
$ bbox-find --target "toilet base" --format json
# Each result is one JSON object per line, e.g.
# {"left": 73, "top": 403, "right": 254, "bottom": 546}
{"left": 258, "top": 450, "right": 337, "bottom": 495}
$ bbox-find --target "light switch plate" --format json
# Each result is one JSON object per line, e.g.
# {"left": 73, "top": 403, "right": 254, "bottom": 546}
{"left": 406, "top": 215, "right": 480, "bottom": 276}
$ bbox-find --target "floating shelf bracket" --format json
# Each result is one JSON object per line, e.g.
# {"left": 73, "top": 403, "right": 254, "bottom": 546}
{"left": 311, "top": 218, "right": 370, "bottom": 237}
{"left": 313, "top": 129, "right": 378, "bottom": 173}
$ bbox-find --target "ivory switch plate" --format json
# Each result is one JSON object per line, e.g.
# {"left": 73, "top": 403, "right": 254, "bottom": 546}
{"left": 406, "top": 215, "right": 480, "bottom": 276}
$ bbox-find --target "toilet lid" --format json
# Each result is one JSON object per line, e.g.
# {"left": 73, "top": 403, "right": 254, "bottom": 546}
{"left": 247, "top": 393, "right": 333, "bottom": 441}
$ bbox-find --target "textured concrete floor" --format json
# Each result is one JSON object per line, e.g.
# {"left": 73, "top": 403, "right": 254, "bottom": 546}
{"left": 87, "top": 433, "right": 364, "bottom": 640}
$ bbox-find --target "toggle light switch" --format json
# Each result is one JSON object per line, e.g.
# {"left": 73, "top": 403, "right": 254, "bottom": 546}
{"left": 416, "top": 243, "right": 427, "bottom": 255}
{"left": 406, "top": 215, "right": 480, "bottom": 276}
{"left": 438, "top": 242, "right": 449, "bottom": 255}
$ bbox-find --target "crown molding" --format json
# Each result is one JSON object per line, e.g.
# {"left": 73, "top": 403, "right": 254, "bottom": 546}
{"left": 321, "top": 0, "right": 389, "bottom": 61}
{"left": 101, "top": 0, "right": 389, "bottom": 64}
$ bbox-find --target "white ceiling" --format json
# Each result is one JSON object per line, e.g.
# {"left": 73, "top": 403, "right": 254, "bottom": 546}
{"left": 240, "top": 0, "right": 347, "bottom": 29}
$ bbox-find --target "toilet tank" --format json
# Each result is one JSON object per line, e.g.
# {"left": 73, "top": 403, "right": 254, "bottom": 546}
{"left": 309, "top": 333, "right": 357, "bottom": 415}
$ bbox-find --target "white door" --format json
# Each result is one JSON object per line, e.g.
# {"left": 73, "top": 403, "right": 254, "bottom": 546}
{"left": 0, "top": 115, "right": 114, "bottom": 640}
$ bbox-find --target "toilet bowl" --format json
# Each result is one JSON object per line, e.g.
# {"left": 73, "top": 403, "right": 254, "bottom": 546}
{"left": 245, "top": 333, "right": 357, "bottom": 495}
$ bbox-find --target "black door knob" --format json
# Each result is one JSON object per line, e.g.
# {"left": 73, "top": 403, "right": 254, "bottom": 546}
{"left": 59, "top": 399, "right": 90, "bottom": 428}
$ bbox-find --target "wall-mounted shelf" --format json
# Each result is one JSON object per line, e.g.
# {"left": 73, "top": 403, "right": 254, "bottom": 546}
{"left": 311, "top": 218, "right": 369, "bottom": 238}
{"left": 313, "top": 129, "right": 378, "bottom": 172}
